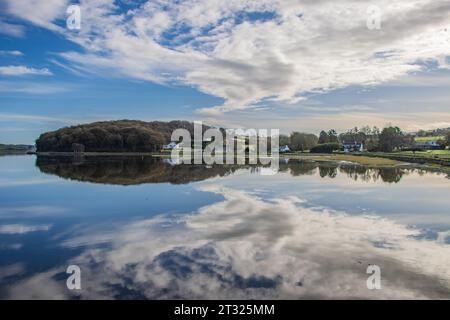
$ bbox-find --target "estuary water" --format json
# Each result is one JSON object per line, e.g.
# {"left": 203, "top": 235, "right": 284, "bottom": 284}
{"left": 0, "top": 155, "right": 449, "bottom": 299}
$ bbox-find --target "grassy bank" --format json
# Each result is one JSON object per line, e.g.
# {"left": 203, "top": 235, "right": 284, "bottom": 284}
{"left": 357, "top": 150, "right": 450, "bottom": 166}
{"left": 287, "top": 154, "right": 400, "bottom": 166}
{"left": 414, "top": 136, "right": 444, "bottom": 142}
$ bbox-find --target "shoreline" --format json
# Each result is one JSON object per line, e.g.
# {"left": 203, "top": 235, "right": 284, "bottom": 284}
{"left": 32, "top": 151, "right": 450, "bottom": 170}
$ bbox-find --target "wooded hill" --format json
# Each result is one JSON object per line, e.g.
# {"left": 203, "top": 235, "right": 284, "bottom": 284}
{"left": 36, "top": 120, "right": 208, "bottom": 152}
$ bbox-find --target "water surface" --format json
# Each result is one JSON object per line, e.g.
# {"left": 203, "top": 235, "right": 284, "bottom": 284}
{"left": 0, "top": 155, "right": 449, "bottom": 299}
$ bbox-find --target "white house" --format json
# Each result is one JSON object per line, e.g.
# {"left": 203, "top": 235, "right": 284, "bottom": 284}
{"left": 425, "top": 141, "right": 441, "bottom": 148}
{"left": 415, "top": 140, "right": 442, "bottom": 150}
{"left": 342, "top": 141, "right": 364, "bottom": 153}
{"left": 279, "top": 145, "right": 290, "bottom": 153}
{"left": 162, "top": 142, "right": 181, "bottom": 150}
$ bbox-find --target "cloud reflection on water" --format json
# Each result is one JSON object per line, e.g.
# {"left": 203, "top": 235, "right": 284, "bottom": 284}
{"left": 5, "top": 184, "right": 450, "bottom": 299}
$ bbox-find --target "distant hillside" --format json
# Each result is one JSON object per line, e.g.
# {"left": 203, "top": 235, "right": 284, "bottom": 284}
{"left": 415, "top": 127, "right": 450, "bottom": 137}
{"left": 0, "top": 144, "right": 34, "bottom": 153}
{"left": 36, "top": 120, "right": 209, "bottom": 152}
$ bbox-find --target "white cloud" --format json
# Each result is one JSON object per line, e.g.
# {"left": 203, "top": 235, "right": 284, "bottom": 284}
{"left": 0, "top": 206, "right": 68, "bottom": 218}
{"left": 4, "top": 0, "right": 68, "bottom": 31}
{"left": 0, "top": 65, "right": 53, "bottom": 76}
{"left": 7, "top": 185, "right": 450, "bottom": 299}
{"left": 0, "top": 81, "right": 72, "bottom": 94}
{"left": 0, "top": 50, "right": 24, "bottom": 56}
{"left": 0, "top": 113, "right": 64, "bottom": 122}
{"left": 3, "top": 0, "right": 450, "bottom": 114}
{"left": 0, "top": 178, "right": 60, "bottom": 187}
{"left": 0, "top": 19, "right": 25, "bottom": 37}
{"left": 0, "top": 224, "right": 51, "bottom": 234}
{"left": 0, "top": 263, "right": 25, "bottom": 281}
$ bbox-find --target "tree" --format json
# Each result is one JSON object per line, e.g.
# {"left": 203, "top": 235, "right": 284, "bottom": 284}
{"left": 379, "top": 126, "right": 404, "bottom": 152}
{"left": 327, "top": 129, "right": 338, "bottom": 143}
{"left": 417, "top": 130, "right": 426, "bottom": 137}
{"left": 35, "top": 120, "right": 210, "bottom": 152}
{"left": 360, "top": 125, "right": 372, "bottom": 136}
{"left": 289, "top": 132, "right": 318, "bottom": 151}
{"left": 445, "top": 131, "right": 450, "bottom": 148}
{"left": 364, "top": 135, "right": 379, "bottom": 152}
{"left": 372, "top": 126, "right": 380, "bottom": 136}
{"left": 310, "top": 142, "right": 340, "bottom": 153}
{"left": 318, "top": 130, "right": 329, "bottom": 144}
{"left": 279, "top": 134, "right": 290, "bottom": 146}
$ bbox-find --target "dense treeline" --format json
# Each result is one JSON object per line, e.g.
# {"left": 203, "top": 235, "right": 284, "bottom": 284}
{"left": 285, "top": 132, "right": 318, "bottom": 151}
{"left": 36, "top": 120, "right": 207, "bottom": 152}
{"left": 278, "top": 124, "right": 450, "bottom": 153}
{"left": 310, "top": 142, "right": 340, "bottom": 153}
{"left": 35, "top": 120, "right": 449, "bottom": 153}
{"left": 416, "top": 127, "right": 450, "bottom": 137}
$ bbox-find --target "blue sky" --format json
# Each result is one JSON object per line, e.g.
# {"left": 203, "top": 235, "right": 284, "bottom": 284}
{"left": 1, "top": 0, "right": 450, "bottom": 144}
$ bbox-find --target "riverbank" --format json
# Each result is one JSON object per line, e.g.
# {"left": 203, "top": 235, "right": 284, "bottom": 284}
{"left": 35, "top": 151, "right": 406, "bottom": 166}
{"left": 36, "top": 151, "right": 165, "bottom": 157}
{"left": 358, "top": 151, "right": 450, "bottom": 167}
{"left": 285, "top": 154, "right": 400, "bottom": 166}
{"left": 34, "top": 150, "right": 450, "bottom": 168}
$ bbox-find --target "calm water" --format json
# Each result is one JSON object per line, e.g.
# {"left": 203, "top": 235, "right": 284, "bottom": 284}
{"left": 0, "top": 155, "right": 449, "bottom": 299}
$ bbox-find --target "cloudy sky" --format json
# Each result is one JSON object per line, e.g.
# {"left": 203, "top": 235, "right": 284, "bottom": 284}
{"left": 1, "top": 0, "right": 450, "bottom": 143}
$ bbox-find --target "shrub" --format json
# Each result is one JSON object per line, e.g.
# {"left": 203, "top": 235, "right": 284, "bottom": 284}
{"left": 310, "top": 143, "right": 340, "bottom": 153}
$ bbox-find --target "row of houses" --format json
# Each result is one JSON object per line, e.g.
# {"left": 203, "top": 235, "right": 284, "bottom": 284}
{"left": 162, "top": 139, "right": 443, "bottom": 153}
{"left": 163, "top": 142, "right": 362, "bottom": 153}
{"left": 341, "top": 140, "right": 444, "bottom": 152}
{"left": 414, "top": 140, "right": 442, "bottom": 150}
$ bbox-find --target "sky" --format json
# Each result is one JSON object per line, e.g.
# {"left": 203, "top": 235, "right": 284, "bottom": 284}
{"left": 0, "top": 0, "right": 450, "bottom": 144}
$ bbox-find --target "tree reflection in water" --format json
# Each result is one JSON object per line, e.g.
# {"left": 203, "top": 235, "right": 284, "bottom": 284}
{"left": 35, "top": 155, "right": 446, "bottom": 185}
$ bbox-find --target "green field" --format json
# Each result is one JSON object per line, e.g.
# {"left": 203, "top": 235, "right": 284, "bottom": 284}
{"left": 359, "top": 150, "right": 450, "bottom": 168}
{"left": 396, "top": 149, "right": 450, "bottom": 159}
{"left": 414, "top": 136, "right": 444, "bottom": 142}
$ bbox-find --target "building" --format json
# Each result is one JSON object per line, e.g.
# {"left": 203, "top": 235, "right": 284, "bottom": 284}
{"left": 342, "top": 141, "right": 364, "bottom": 152}
{"left": 279, "top": 145, "right": 290, "bottom": 153}
{"left": 162, "top": 142, "right": 182, "bottom": 150}
{"left": 415, "top": 140, "right": 442, "bottom": 150}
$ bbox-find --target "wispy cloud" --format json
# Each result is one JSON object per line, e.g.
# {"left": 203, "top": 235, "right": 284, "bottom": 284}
{"left": 3, "top": 0, "right": 68, "bottom": 31}
{"left": 21, "top": 185, "right": 448, "bottom": 299}
{"left": 0, "top": 81, "right": 71, "bottom": 94}
{"left": 0, "top": 65, "right": 53, "bottom": 76}
{"left": 0, "top": 19, "right": 25, "bottom": 37}
{"left": 200, "top": 110, "right": 450, "bottom": 134}
{"left": 0, "top": 206, "right": 68, "bottom": 218}
{"left": 0, "top": 113, "right": 58, "bottom": 122}
{"left": 0, "top": 224, "right": 51, "bottom": 234}
{"left": 0, "top": 50, "right": 24, "bottom": 57}
{"left": 2, "top": 0, "right": 450, "bottom": 122}
{"left": 0, "top": 263, "right": 25, "bottom": 281}
{"left": 0, "top": 178, "right": 60, "bottom": 187}
{"left": 7, "top": 0, "right": 446, "bottom": 114}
